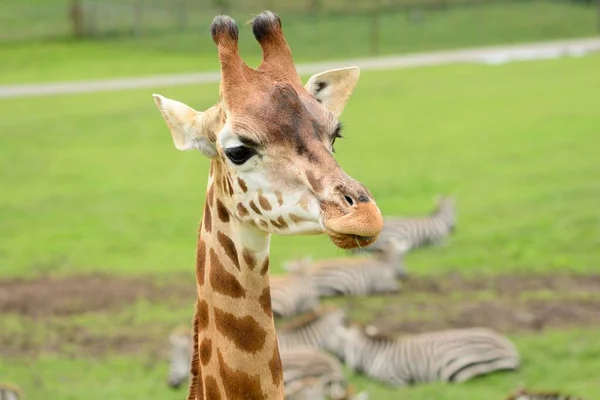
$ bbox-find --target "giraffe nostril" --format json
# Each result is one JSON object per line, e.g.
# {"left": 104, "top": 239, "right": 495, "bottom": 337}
{"left": 344, "top": 195, "right": 354, "bottom": 206}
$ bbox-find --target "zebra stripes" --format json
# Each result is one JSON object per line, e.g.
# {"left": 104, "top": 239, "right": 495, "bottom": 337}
{"left": 270, "top": 274, "right": 320, "bottom": 318}
{"left": 354, "top": 196, "right": 456, "bottom": 255}
{"left": 277, "top": 307, "right": 347, "bottom": 351}
{"left": 0, "top": 384, "right": 20, "bottom": 400}
{"left": 166, "top": 322, "right": 363, "bottom": 399}
{"left": 506, "top": 388, "right": 585, "bottom": 400}
{"left": 285, "top": 240, "right": 405, "bottom": 297}
{"left": 281, "top": 347, "right": 366, "bottom": 400}
{"left": 326, "top": 324, "right": 520, "bottom": 386}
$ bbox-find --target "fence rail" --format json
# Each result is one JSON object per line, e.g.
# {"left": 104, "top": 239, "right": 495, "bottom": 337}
{"left": 1, "top": 0, "right": 598, "bottom": 57}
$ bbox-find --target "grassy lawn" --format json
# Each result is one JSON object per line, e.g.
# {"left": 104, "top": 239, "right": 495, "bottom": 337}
{"left": 1, "top": 1, "right": 597, "bottom": 84}
{"left": 1, "top": 54, "right": 599, "bottom": 399}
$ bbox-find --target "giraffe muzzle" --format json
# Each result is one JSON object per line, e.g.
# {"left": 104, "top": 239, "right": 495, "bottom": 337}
{"left": 323, "top": 202, "right": 383, "bottom": 250}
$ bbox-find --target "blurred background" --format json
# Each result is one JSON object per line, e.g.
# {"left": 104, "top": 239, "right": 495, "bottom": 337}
{"left": 1, "top": 1, "right": 599, "bottom": 399}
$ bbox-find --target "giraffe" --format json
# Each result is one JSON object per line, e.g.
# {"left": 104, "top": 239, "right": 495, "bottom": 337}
{"left": 152, "top": 11, "right": 383, "bottom": 400}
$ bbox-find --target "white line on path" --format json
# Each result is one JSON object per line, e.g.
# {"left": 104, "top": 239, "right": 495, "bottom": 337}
{"left": 1, "top": 38, "right": 599, "bottom": 99}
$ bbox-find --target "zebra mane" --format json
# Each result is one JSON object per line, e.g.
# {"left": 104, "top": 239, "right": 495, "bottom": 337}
{"left": 277, "top": 306, "right": 344, "bottom": 333}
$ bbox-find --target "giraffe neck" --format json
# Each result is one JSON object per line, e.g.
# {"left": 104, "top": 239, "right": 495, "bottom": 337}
{"left": 189, "top": 161, "right": 284, "bottom": 400}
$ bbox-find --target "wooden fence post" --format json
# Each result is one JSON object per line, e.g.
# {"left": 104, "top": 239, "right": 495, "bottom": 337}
{"left": 69, "top": 0, "right": 85, "bottom": 38}
{"left": 369, "top": 11, "right": 380, "bottom": 56}
{"left": 132, "top": 0, "right": 142, "bottom": 36}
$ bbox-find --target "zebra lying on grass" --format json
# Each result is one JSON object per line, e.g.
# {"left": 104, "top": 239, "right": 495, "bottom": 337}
{"left": 282, "top": 347, "right": 368, "bottom": 400}
{"left": 284, "top": 241, "right": 405, "bottom": 297}
{"left": 325, "top": 323, "right": 520, "bottom": 386}
{"left": 352, "top": 195, "right": 456, "bottom": 255}
{"left": 506, "top": 387, "right": 585, "bottom": 400}
{"left": 0, "top": 383, "right": 20, "bottom": 400}
{"left": 270, "top": 274, "right": 320, "bottom": 318}
{"left": 277, "top": 307, "right": 347, "bottom": 351}
{"left": 167, "top": 323, "right": 365, "bottom": 399}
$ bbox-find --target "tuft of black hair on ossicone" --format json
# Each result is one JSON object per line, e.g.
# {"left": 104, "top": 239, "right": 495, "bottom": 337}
{"left": 210, "top": 15, "right": 239, "bottom": 44}
{"left": 251, "top": 10, "right": 282, "bottom": 43}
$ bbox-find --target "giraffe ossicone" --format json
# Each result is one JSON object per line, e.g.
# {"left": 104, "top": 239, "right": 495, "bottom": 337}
{"left": 153, "top": 10, "right": 383, "bottom": 400}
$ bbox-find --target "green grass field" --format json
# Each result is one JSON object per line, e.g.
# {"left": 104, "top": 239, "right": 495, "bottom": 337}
{"left": 1, "top": 1, "right": 598, "bottom": 84}
{"left": 1, "top": 53, "right": 600, "bottom": 399}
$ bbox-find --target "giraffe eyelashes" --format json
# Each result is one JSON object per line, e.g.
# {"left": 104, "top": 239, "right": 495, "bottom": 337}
{"left": 225, "top": 146, "right": 257, "bottom": 165}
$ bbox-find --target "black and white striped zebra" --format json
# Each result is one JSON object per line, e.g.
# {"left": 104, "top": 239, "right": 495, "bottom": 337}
{"left": 506, "top": 387, "right": 585, "bottom": 400}
{"left": 0, "top": 384, "right": 20, "bottom": 400}
{"left": 270, "top": 274, "right": 320, "bottom": 318}
{"left": 352, "top": 196, "right": 456, "bottom": 255}
{"left": 277, "top": 307, "right": 347, "bottom": 351}
{"left": 285, "top": 241, "right": 405, "bottom": 297}
{"left": 167, "top": 325, "right": 193, "bottom": 389}
{"left": 325, "top": 324, "right": 520, "bottom": 386}
{"left": 282, "top": 347, "right": 368, "bottom": 400}
{"left": 165, "top": 323, "right": 366, "bottom": 399}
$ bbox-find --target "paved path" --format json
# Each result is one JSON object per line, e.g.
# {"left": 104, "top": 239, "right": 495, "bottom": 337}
{"left": 1, "top": 38, "right": 599, "bottom": 99}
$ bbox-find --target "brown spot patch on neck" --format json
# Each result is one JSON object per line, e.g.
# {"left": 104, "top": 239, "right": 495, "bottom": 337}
{"left": 199, "top": 338, "right": 213, "bottom": 366}
{"left": 258, "top": 287, "right": 272, "bottom": 317}
{"left": 209, "top": 248, "right": 246, "bottom": 299}
{"left": 217, "top": 348, "right": 267, "bottom": 400}
{"left": 268, "top": 345, "right": 283, "bottom": 386}
{"left": 203, "top": 202, "right": 212, "bottom": 233}
{"left": 196, "top": 240, "right": 207, "bottom": 286}
{"left": 197, "top": 300, "right": 210, "bottom": 330}
{"left": 216, "top": 199, "right": 230, "bottom": 223}
{"left": 242, "top": 248, "right": 257, "bottom": 270}
{"left": 204, "top": 375, "right": 222, "bottom": 400}
{"left": 260, "top": 258, "right": 270, "bottom": 276}
{"left": 214, "top": 307, "right": 267, "bottom": 353}
{"left": 217, "top": 231, "right": 240, "bottom": 270}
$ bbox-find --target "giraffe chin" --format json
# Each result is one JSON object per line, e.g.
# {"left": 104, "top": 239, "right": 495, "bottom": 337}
{"left": 326, "top": 230, "right": 378, "bottom": 250}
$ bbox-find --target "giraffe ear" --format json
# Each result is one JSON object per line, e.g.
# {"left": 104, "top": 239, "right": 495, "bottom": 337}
{"left": 304, "top": 66, "right": 360, "bottom": 118}
{"left": 152, "top": 94, "right": 218, "bottom": 158}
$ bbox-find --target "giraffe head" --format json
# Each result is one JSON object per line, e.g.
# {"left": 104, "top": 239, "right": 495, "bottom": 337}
{"left": 153, "top": 11, "right": 383, "bottom": 249}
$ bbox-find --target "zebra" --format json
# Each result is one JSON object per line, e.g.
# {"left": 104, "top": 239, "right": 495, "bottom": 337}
{"left": 277, "top": 307, "right": 347, "bottom": 351}
{"left": 0, "top": 384, "right": 20, "bottom": 400}
{"left": 167, "top": 325, "right": 193, "bottom": 389}
{"left": 270, "top": 274, "right": 320, "bottom": 318}
{"left": 281, "top": 347, "right": 368, "bottom": 400}
{"left": 166, "top": 322, "right": 366, "bottom": 399}
{"left": 351, "top": 195, "right": 456, "bottom": 255}
{"left": 506, "top": 387, "right": 585, "bottom": 400}
{"left": 325, "top": 323, "right": 520, "bottom": 386}
{"left": 284, "top": 241, "right": 405, "bottom": 297}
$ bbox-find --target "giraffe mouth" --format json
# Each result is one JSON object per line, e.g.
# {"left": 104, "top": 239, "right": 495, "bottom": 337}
{"left": 325, "top": 230, "right": 379, "bottom": 250}
{"left": 320, "top": 201, "right": 383, "bottom": 249}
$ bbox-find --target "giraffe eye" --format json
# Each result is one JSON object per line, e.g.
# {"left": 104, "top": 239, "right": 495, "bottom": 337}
{"left": 225, "top": 146, "right": 256, "bottom": 165}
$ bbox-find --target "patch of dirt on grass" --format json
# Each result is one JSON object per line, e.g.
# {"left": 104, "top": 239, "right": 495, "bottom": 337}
{"left": 2, "top": 272, "right": 600, "bottom": 358}
{"left": 402, "top": 272, "right": 600, "bottom": 296}
{"left": 363, "top": 297, "right": 600, "bottom": 336}
{"left": 0, "top": 273, "right": 195, "bottom": 318}
{"left": 345, "top": 273, "right": 600, "bottom": 336}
